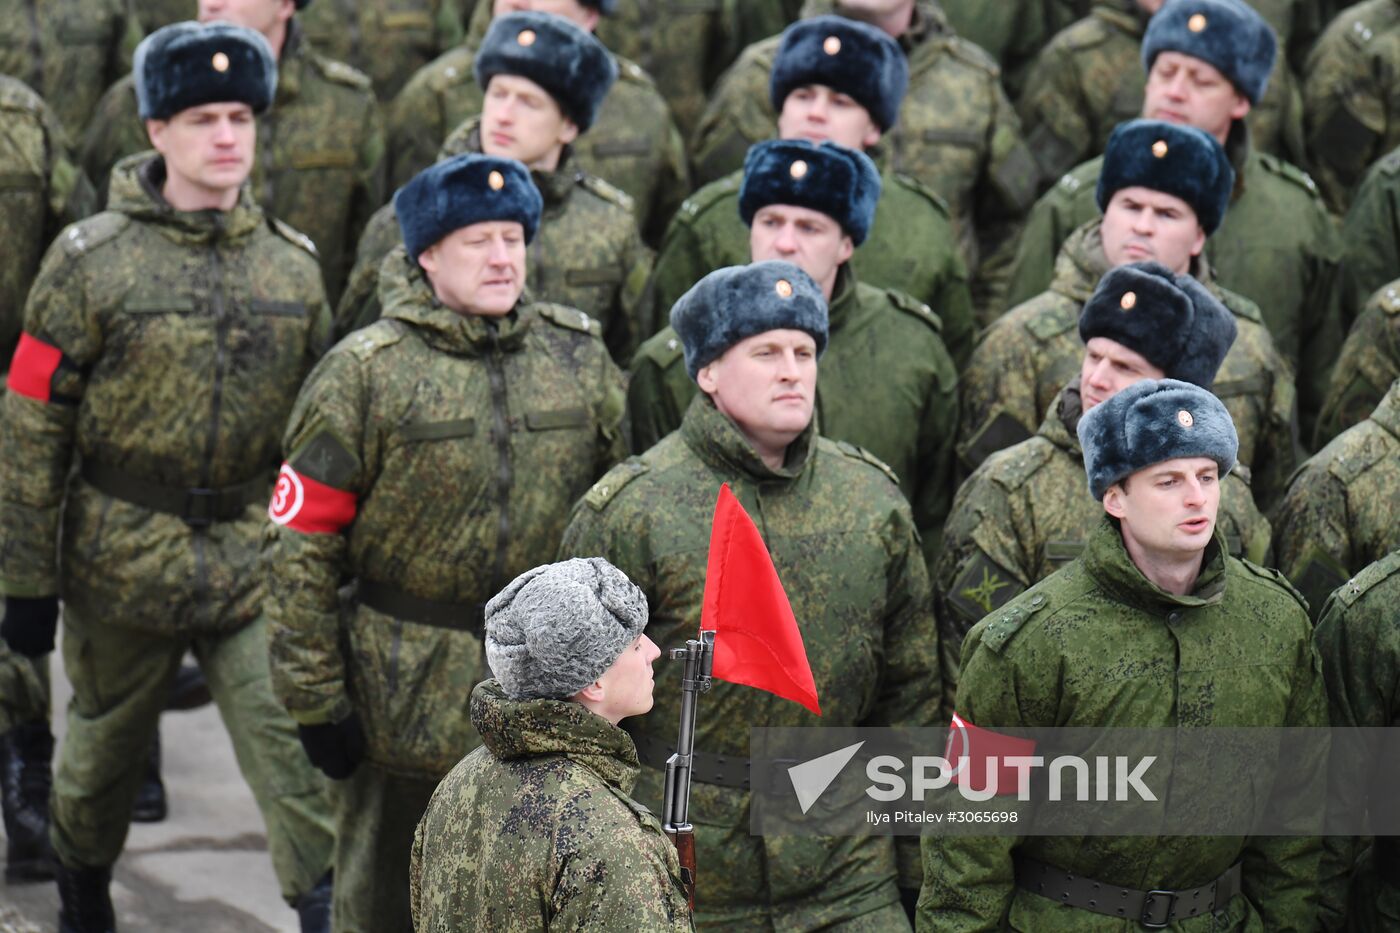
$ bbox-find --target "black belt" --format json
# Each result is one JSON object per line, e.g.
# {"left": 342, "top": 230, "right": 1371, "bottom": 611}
{"left": 357, "top": 580, "right": 484, "bottom": 636}
{"left": 631, "top": 730, "right": 800, "bottom": 791}
{"left": 82, "top": 461, "right": 268, "bottom": 527}
{"left": 1014, "top": 855, "right": 1242, "bottom": 928}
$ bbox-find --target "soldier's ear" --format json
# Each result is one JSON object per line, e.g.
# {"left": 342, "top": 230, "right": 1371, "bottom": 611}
{"left": 1103, "top": 483, "right": 1129, "bottom": 519}
{"left": 836, "top": 235, "right": 854, "bottom": 267}
{"left": 861, "top": 123, "right": 882, "bottom": 151}
{"left": 575, "top": 680, "right": 605, "bottom": 704}
{"left": 558, "top": 117, "right": 580, "bottom": 148}
{"left": 696, "top": 361, "right": 719, "bottom": 395}
{"left": 145, "top": 119, "right": 169, "bottom": 154}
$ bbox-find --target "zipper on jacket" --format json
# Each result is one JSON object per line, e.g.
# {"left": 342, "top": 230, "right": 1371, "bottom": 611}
{"left": 193, "top": 234, "right": 231, "bottom": 621}
{"left": 486, "top": 326, "right": 513, "bottom": 598}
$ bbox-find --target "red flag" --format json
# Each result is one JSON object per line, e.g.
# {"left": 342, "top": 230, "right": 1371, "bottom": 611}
{"left": 701, "top": 484, "right": 820, "bottom": 715}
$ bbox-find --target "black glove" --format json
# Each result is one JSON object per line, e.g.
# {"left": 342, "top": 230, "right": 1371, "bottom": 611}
{"left": 1, "top": 596, "right": 59, "bottom": 657}
{"left": 297, "top": 714, "right": 366, "bottom": 780}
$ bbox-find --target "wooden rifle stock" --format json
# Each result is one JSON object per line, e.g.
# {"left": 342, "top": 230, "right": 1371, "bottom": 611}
{"left": 667, "top": 826, "right": 697, "bottom": 910}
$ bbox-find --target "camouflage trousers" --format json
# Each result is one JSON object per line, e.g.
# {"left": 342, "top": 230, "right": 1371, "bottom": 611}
{"left": 50, "top": 609, "right": 335, "bottom": 902}
{"left": 0, "top": 641, "right": 49, "bottom": 734}
{"left": 330, "top": 763, "right": 438, "bottom": 933}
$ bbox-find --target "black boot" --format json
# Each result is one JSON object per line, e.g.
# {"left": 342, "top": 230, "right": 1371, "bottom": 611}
{"left": 165, "top": 662, "right": 211, "bottom": 712}
{"left": 295, "top": 870, "right": 333, "bottom": 933}
{"left": 55, "top": 860, "right": 115, "bottom": 933}
{"left": 130, "top": 734, "right": 167, "bottom": 824}
{"left": 1, "top": 723, "right": 55, "bottom": 882}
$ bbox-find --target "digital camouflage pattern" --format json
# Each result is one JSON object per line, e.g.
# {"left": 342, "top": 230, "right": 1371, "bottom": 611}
{"left": 386, "top": 15, "right": 688, "bottom": 246}
{"left": 1017, "top": 0, "right": 1304, "bottom": 187}
{"left": 1340, "top": 145, "right": 1400, "bottom": 326}
{"left": 1314, "top": 549, "right": 1400, "bottom": 933}
{"left": 1271, "top": 379, "right": 1400, "bottom": 621}
{"left": 934, "top": 384, "right": 1272, "bottom": 717}
{"left": 299, "top": 0, "right": 465, "bottom": 102}
{"left": 1003, "top": 133, "right": 1344, "bottom": 440}
{"left": 337, "top": 119, "right": 650, "bottom": 363}
{"left": 138, "top": 0, "right": 191, "bottom": 33}
{"left": 629, "top": 264, "right": 958, "bottom": 563}
{"left": 410, "top": 680, "right": 690, "bottom": 932}
{"left": 957, "top": 222, "right": 1299, "bottom": 509}
{"left": 79, "top": 21, "right": 386, "bottom": 305}
{"left": 643, "top": 163, "right": 975, "bottom": 366}
{"left": 0, "top": 0, "right": 142, "bottom": 137}
{"left": 920, "top": 516, "right": 1326, "bottom": 931}
{"left": 1316, "top": 279, "right": 1400, "bottom": 443}
{"left": 559, "top": 396, "right": 937, "bottom": 929}
{"left": 689, "top": 0, "right": 1041, "bottom": 277}
{"left": 937, "top": 0, "right": 1071, "bottom": 99}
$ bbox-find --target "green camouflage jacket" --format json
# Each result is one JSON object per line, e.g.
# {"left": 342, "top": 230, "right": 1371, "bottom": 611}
{"left": 958, "top": 222, "right": 1298, "bottom": 508}
{"left": 1271, "top": 378, "right": 1400, "bottom": 620}
{"left": 690, "top": 0, "right": 1040, "bottom": 276}
{"left": 1340, "top": 145, "right": 1400, "bottom": 327}
{"left": 629, "top": 264, "right": 958, "bottom": 563}
{"left": 337, "top": 120, "right": 649, "bottom": 363}
{"left": 1003, "top": 130, "right": 1344, "bottom": 440}
{"left": 558, "top": 394, "right": 937, "bottom": 928}
{"left": 137, "top": 0, "right": 191, "bottom": 33}
{"left": 1316, "top": 279, "right": 1400, "bottom": 443}
{"left": 0, "top": 0, "right": 142, "bottom": 136}
{"left": 920, "top": 516, "right": 1326, "bottom": 932}
{"left": 0, "top": 153, "right": 330, "bottom": 635}
{"left": 410, "top": 679, "right": 691, "bottom": 932}
{"left": 937, "top": 0, "right": 1066, "bottom": 100}
{"left": 263, "top": 245, "right": 626, "bottom": 778}
{"left": 643, "top": 162, "right": 974, "bottom": 366}
{"left": 79, "top": 21, "right": 386, "bottom": 305}
{"left": 935, "top": 384, "right": 1273, "bottom": 717}
{"left": 0, "top": 76, "right": 96, "bottom": 371}
{"left": 299, "top": 0, "right": 464, "bottom": 102}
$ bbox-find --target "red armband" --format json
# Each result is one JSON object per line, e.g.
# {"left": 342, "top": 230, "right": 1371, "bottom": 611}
{"left": 945, "top": 713, "right": 1039, "bottom": 797}
{"left": 6, "top": 333, "right": 64, "bottom": 402}
{"left": 267, "top": 463, "right": 357, "bottom": 534}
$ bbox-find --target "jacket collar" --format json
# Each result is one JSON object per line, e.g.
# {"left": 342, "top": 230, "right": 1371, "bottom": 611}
{"left": 679, "top": 393, "right": 816, "bottom": 482}
{"left": 1082, "top": 515, "right": 1229, "bottom": 615}
{"left": 377, "top": 244, "right": 534, "bottom": 355}
{"left": 107, "top": 153, "right": 264, "bottom": 245}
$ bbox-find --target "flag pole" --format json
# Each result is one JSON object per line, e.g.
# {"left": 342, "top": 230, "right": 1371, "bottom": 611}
{"left": 661, "top": 628, "right": 714, "bottom": 910}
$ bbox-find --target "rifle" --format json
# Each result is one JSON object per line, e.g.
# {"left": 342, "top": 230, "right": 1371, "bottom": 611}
{"left": 661, "top": 629, "right": 714, "bottom": 910}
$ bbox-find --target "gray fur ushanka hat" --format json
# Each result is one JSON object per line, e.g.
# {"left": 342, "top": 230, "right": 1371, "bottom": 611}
{"left": 1096, "top": 119, "right": 1235, "bottom": 236}
{"left": 1141, "top": 0, "right": 1277, "bottom": 105}
{"left": 739, "top": 139, "right": 882, "bottom": 246}
{"left": 769, "top": 14, "right": 908, "bottom": 131}
{"left": 474, "top": 11, "right": 617, "bottom": 132}
{"left": 134, "top": 21, "right": 277, "bottom": 120}
{"left": 394, "top": 153, "right": 543, "bottom": 261}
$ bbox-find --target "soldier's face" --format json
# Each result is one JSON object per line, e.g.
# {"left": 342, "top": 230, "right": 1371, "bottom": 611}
{"left": 586, "top": 635, "right": 661, "bottom": 724}
{"left": 1143, "top": 51, "right": 1252, "bottom": 142}
{"left": 697, "top": 330, "right": 818, "bottom": 458}
{"left": 198, "top": 0, "right": 295, "bottom": 37}
{"left": 1100, "top": 187, "right": 1206, "bottom": 275}
{"left": 416, "top": 220, "right": 527, "bottom": 317}
{"left": 749, "top": 205, "right": 854, "bottom": 300}
{"left": 1104, "top": 456, "right": 1221, "bottom": 559}
{"left": 1136, "top": 0, "right": 1166, "bottom": 12}
{"left": 1080, "top": 337, "right": 1166, "bottom": 411}
{"left": 491, "top": 0, "right": 600, "bottom": 31}
{"left": 481, "top": 75, "right": 580, "bottom": 170}
{"left": 778, "top": 86, "right": 882, "bottom": 152}
{"left": 146, "top": 103, "right": 256, "bottom": 199}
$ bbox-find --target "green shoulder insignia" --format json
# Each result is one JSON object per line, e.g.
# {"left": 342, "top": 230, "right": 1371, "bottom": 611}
{"left": 1024, "top": 304, "right": 1078, "bottom": 341}
{"left": 1214, "top": 285, "right": 1264, "bottom": 324}
{"left": 1377, "top": 282, "right": 1400, "bottom": 314}
{"left": 1379, "top": 148, "right": 1400, "bottom": 176}
{"left": 1062, "top": 14, "right": 1117, "bottom": 52}
{"left": 886, "top": 288, "right": 944, "bottom": 333}
{"left": 1258, "top": 153, "right": 1322, "bottom": 200}
{"left": 584, "top": 459, "right": 649, "bottom": 511}
{"left": 311, "top": 53, "right": 373, "bottom": 91}
{"left": 1344, "top": 16, "right": 1386, "bottom": 50}
{"left": 578, "top": 173, "right": 636, "bottom": 213}
{"left": 635, "top": 329, "right": 684, "bottom": 370}
{"left": 538, "top": 303, "right": 603, "bottom": 338}
{"left": 834, "top": 440, "right": 901, "bottom": 487}
{"left": 888, "top": 172, "right": 954, "bottom": 219}
{"left": 427, "top": 52, "right": 477, "bottom": 93}
{"left": 0, "top": 78, "right": 43, "bottom": 114}
{"left": 1240, "top": 558, "right": 1310, "bottom": 613}
{"left": 342, "top": 318, "right": 407, "bottom": 360}
{"left": 1334, "top": 551, "right": 1400, "bottom": 609}
{"left": 676, "top": 174, "right": 741, "bottom": 222}
{"left": 60, "top": 213, "right": 130, "bottom": 258}
{"left": 1327, "top": 432, "right": 1390, "bottom": 482}
{"left": 1057, "top": 172, "right": 1086, "bottom": 195}
{"left": 612, "top": 53, "right": 656, "bottom": 89}
{"left": 270, "top": 218, "right": 319, "bottom": 258}
{"left": 988, "top": 437, "right": 1056, "bottom": 492}
{"left": 979, "top": 590, "right": 1050, "bottom": 654}
{"left": 942, "top": 36, "right": 1001, "bottom": 75}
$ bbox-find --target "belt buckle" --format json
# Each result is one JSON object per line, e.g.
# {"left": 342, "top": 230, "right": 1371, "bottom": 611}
{"left": 1141, "top": 889, "right": 1176, "bottom": 929}
{"left": 183, "top": 487, "right": 215, "bottom": 528}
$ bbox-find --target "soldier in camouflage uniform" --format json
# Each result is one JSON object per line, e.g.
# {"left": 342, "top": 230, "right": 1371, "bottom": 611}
{"left": 410, "top": 559, "right": 690, "bottom": 932}
{"left": 338, "top": 13, "right": 650, "bottom": 363}
{"left": 645, "top": 14, "right": 975, "bottom": 366}
{"left": 389, "top": 0, "right": 688, "bottom": 246}
{"left": 0, "top": 24, "right": 336, "bottom": 931}
{"left": 140, "top": 0, "right": 196, "bottom": 32}
{"left": 1004, "top": 0, "right": 1343, "bottom": 442}
{"left": 936, "top": 262, "right": 1273, "bottom": 717}
{"left": 1316, "top": 278, "right": 1400, "bottom": 443}
{"left": 298, "top": 0, "right": 464, "bottom": 102}
{"left": 0, "top": 0, "right": 142, "bottom": 137}
{"left": 263, "top": 153, "right": 626, "bottom": 933}
{"left": 920, "top": 378, "right": 1326, "bottom": 931}
{"left": 630, "top": 139, "right": 959, "bottom": 565}
{"left": 960, "top": 120, "right": 1298, "bottom": 509}
{"left": 689, "top": 0, "right": 1041, "bottom": 286}
{"left": 1017, "top": 0, "right": 1305, "bottom": 187}
{"left": 81, "top": 0, "right": 385, "bottom": 305}
{"left": 561, "top": 261, "right": 938, "bottom": 929}
{"left": 936, "top": 0, "right": 1067, "bottom": 99}
{"left": 1340, "top": 144, "right": 1400, "bottom": 325}
{"left": 1271, "top": 378, "right": 1400, "bottom": 620}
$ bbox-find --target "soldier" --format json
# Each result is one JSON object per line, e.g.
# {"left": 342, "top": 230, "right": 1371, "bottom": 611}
{"left": 920, "top": 378, "right": 1325, "bottom": 930}
{"left": 0, "top": 0, "right": 142, "bottom": 138}
{"left": 81, "top": 0, "right": 385, "bottom": 305}
{"left": 338, "top": 12, "right": 650, "bottom": 364}
{"left": 560, "top": 261, "right": 938, "bottom": 929}
{"left": 935, "top": 262, "right": 1272, "bottom": 716}
{"left": 960, "top": 119, "right": 1298, "bottom": 509}
{"left": 389, "top": 0, "right": 689, "bottom": 247}
{"left": 936, "top": 0, "right": 1067, "bottom": 99}
{"left": 1315, "top": 279, "right": 1400, "bottom": 443}
{"left": 630, "top": 139, "right": 959, "bottom": 563}
{"left": 644, "top": 14, "right": 975, "bottom": 366}
{"left": 1004, "top": 0, "right": 1343, "bottom": 441}
{"left": 409, "top": 558, "right": 690, "bottom": 932}
{"left": 1018, "top": 0, "right": 1305, "bottom": 187}
{"left": 0, "top": 23, "right": 336, "bottom": 932}
{"left": 1340, "top": 145, "right": 1400, "bottom": 324}
{"left": 263, "top": 153, "right": 626, "bottom": 933}
{"left": 689, "top": 0, "right": 1040, "bottom": 289}
{"left": 1271, "top": 378, "right": 1400, "bottom": 619}
{"left": 298, "top": 0, "right": 464, "bottom": 102}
